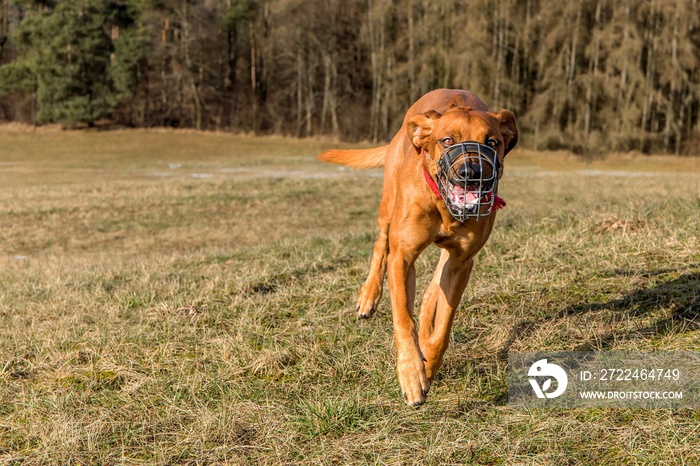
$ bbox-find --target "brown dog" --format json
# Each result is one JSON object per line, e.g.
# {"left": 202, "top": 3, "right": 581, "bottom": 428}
{"left": 318, "top": 89, "right": 518, "bottom": 406}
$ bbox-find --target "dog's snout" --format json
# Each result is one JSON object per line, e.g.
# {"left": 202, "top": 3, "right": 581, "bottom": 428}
{"left": 456, "top": 160, "right": 480, "bottom": 180}
{"left": 456, "top": 162, "right": 467, "bottom": 179}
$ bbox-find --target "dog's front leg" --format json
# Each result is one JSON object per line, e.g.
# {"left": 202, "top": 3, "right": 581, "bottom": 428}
{"left": 387, "top": 238, "right": 431, "bottom": 406}
{"left": 418, "top": 249, "right": 450, "bottom": 342}
{"left": 419, "top": 252, "right": 474, "bottom": 382}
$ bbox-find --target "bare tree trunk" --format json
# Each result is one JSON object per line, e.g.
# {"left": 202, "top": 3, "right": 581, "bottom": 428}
{"left": 330, "top": 57, "right": 339, "bottom": 137}
{"left": 368, "top": 0, "right": 388, "bottom": 142}
{"left": 305, "top": 67, "right": 313, "bottom": 138}
{"left": 493, "top": 0, "right": 505, "bottom": 105}
{"left": 260, "top": 2, "right": 271, "bottom": 129}
{"left": 584, "top": 0, "right": 601, "bottom": 139}
{"left": 664, "top": 0, "right": 681, "bottom": 153}
{"left": 677, "top": 86, "right": 685, "bottom": 155}
{"left": 141, "top": 64, "right": 149, "bottom": 127}
{"left": 303, "top": 30, "right": 314, "bottom": 138}
{"left": 160, "top": 18, "right": 172, "bottom": 126}
{"left": 617, "top": 4, "right": 631, "bottom": 136}
{"left": 509, "top": 6, "right": 520, "bottom": 111}
{"left": 181, "top": 5, "right": 202, "bottom": 130}
{"left": 441, "top": 0, "right": 452, "bottom": 88}
{"left": 296, "top": 47, "right": 302, "bottom": 137}
{"left": 642, "top": 0, "right": 657, "bottom": 137}
{"left": 368, "top": 0, "right": 379, "bottom": 141}
{"left": 686, "top": 0, "right": 700, "bottom": 141}
{"left": 523, "top": 0, "right": 532, "bottom": 109}
{"left": 321, "top": 53, "right": 331, "bottom": 133}
{"left": 0, "top": 0, "right": 7, "bottom": 57}
{"left": 567, "top": 0, "right": 582, "bottom": 130}
{"left": 381, "top": 54, "right": 392, "bottom": 139}
{"left": 320, "top": 51, "right": 340, "bottom": 138}
{"left": 320, "top": 5, "right": 339, "bottom": 138}
{"left": 408, "top": 0, "right": 415, "bottom": 102}
{"left": 223, "top": 0, "right": 236, "bottom": 129}
{"left": 249, "top": 17, "right": 257, "bottom": 133}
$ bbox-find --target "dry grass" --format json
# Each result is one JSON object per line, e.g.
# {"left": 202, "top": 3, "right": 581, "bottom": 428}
{"left": 0, "top": 128, "right": 699, "bottom": 464}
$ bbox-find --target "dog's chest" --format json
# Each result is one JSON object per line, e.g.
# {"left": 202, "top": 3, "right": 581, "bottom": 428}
{"left": 434, "top": 220, "right": 493, "bottom": 254}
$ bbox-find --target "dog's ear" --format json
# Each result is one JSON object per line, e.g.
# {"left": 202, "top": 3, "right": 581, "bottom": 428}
{"left": 407, "top": 110, "right": 442, "bottom": 151}
{"left": 492, "top": 109, "right": 518, "bottom": 156}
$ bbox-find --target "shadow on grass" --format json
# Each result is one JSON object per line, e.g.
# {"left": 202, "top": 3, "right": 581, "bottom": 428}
{"left": 485, "top": 268, "right": 700, "bottom": 405}
{"left": 569, "top": 270, "right": 700, "bottom": 350}
{"left": 240, "top": 254, "right": 357, "bottom": 296}
{"left": 499, "top": 268, "right": 700, "bottom": 357}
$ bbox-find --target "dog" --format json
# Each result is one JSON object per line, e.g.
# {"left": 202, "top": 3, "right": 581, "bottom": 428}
{"left": 318, "top": 89, "right": 518, "bottom": 406}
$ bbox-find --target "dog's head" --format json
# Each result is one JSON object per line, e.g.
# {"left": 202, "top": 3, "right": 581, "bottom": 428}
{"left": 407, "top": 107, "right": 518, "bottom": 176}
{"left": 408, "top": 107, "right": 518, "bottom": 220}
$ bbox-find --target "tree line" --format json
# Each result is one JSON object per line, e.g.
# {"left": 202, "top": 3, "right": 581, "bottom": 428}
{"left": 0, "top": 0, "right": 698, "bottom": 154}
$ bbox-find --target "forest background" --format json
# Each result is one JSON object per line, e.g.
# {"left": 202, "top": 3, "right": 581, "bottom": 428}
{"left": 0, "top": 0, "right": 698, "bottom": 155}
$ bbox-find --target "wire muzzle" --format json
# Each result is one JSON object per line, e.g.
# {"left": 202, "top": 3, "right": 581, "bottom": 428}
{"left": 435, "top": 142, "right": 500, "bottom": 221}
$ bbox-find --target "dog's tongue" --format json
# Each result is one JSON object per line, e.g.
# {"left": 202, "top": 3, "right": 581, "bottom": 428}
{"left": 449, "top": 186, "right": 480, "bottom": 205}
{"left": 464, "top": 191, "right": 480, "bottom": 204}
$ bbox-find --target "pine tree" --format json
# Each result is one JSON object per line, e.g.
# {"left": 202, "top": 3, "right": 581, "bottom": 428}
{"left": 1, "top": 0, "right": 142, "bottom": 125}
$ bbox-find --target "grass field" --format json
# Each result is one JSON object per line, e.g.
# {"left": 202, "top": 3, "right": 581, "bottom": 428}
{"left": 0, "top": 126, "right": 699, "bottom": 465}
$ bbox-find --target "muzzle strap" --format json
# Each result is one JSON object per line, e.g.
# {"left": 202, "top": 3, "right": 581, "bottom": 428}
{"left": 486, "top": 192, "right": 507, "bottom": 212}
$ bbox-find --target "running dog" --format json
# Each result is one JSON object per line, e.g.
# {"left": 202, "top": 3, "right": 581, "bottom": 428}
{"left": 318, "top": 89, "right": 518, "bottom": 406}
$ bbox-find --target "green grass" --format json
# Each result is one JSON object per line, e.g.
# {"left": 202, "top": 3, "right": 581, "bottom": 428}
{"left": 0, "top": 126, "right": 699, "bottom": 464}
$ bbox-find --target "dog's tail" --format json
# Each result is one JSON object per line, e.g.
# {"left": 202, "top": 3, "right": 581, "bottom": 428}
{"left": 317, "top": 145, "right": 387, "bottom": 169}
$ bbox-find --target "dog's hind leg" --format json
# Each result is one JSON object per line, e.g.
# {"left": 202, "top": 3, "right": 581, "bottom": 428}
{"left": 355, "top": 141, "right": 402, "bottom": 319}
{"left": 418, "top": 251, "right": 474, "bottom": 382}
{"left": 356, "top": 179, "right": 393, "bottom": 318}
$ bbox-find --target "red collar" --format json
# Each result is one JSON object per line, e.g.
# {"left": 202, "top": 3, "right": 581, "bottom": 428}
{"left": 423, "top": 167, "right": 442, "bottom": 198}
{"left": 422, "top": 167, "right": 506, "bottom": 212}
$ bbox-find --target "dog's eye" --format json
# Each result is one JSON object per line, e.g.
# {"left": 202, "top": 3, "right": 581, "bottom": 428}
{"left": 441, "top": 137, "right": 453, "bottom": 146}
{"left": 487, "top": 138, "right": 499, "bottom": 148}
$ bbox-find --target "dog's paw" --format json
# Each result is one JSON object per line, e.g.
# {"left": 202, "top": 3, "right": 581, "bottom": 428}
{"left": 356, "top": 280, "right": 383, "bottom": 319}
{"left": 397, "top": 354, "right": 430, "bottom": 407}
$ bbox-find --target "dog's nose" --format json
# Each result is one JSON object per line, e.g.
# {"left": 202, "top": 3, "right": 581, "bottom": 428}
{"left": 457, "top": 161, "right": 480, "bottom": 180}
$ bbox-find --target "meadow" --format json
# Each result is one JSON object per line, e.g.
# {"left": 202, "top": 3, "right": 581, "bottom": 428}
{"left": 0, "top": 126, "right": 698, "bottom": 464}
